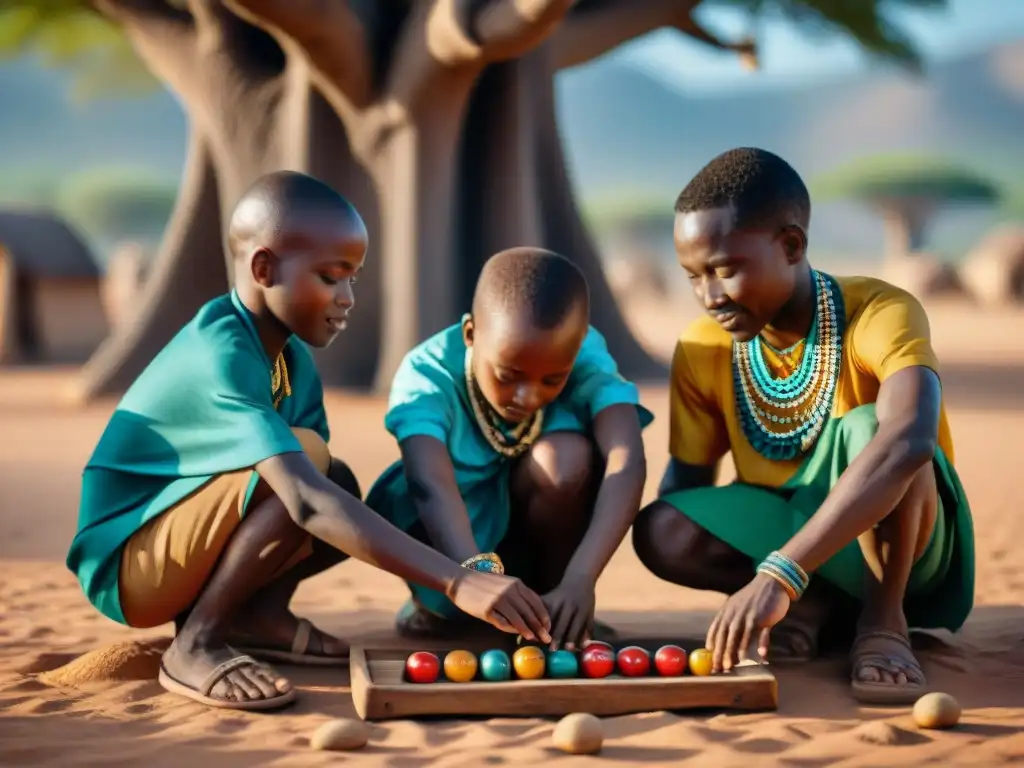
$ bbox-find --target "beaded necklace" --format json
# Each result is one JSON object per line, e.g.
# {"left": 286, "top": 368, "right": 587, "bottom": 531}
{"left": 464, "top": 347, "right": 544, "bottom": 459}
{"left": 732, "top": 270, "right": 845, "bottom": 461}
{"left": 271, "top": 351, "right": 291, "bottom": 410}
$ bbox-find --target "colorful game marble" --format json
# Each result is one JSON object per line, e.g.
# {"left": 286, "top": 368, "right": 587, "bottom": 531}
{"left": 354, "top": 645, "right": 778, "bottom": 721}
{"left": 401, "top": 642, "right": 717, "bottom": 683}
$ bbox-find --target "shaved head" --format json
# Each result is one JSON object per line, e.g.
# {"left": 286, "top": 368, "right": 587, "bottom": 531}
{"left": 228, "top": 170, "right": 365, "bottom": 262}
{"left": 464, "top": 247, "right": 591, "bottom": 425}
{"left": 471, "top": 247, "right": 590, "bottom": 331}
{"left": 228, "top": 170, "right": 369, "bottom": 350}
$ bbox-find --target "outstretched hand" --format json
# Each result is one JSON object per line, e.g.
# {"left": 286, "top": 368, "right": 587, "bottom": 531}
{"left": 706, "top": 573, "right": 791, "bottom": 672}
{"left": 542, "top": 576, "right": 596, "bottom": 650}
{"left": 449, "top": 570, "right": 552, "bottom": 645}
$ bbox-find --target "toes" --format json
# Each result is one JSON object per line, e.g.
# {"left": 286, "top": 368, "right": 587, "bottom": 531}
{"left": 228, "top": 670, "right": 264, "bottom": 701}
{"left": 857, "top": 664, "right": 883, "bottom": 683}
{"left": 210, "top": 679, "right": 236, "bottom": 702}
{"left": 252, "top": 664, "right": 292, "bottom": 695}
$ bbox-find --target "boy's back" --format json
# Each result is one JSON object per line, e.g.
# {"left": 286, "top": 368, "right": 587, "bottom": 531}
{"left": 69, "top": 290, "right": 327, "bottom": 624}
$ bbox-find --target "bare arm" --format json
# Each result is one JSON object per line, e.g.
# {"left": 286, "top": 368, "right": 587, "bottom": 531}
{"left": 778, "top": 366, "right": 941, "bottom": 571}
{"left": 399, "top": 434, "right": 480, "bottom": 564}
{"left": 562, "top": 403, "right": 647, "bottom": 583}
{"left": 255, "top": 449, "right": 552, "bottom": 642}
{"left": 658, "top": 458, "right": 717, "bottom": 497}
{"left": 256, "top": 451, "right": 464, "bottom": 594}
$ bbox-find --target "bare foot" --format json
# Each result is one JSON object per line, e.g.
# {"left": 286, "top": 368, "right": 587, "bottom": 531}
{"left": 229, "top": 608, "right": 348, "bottom": 661}
{"left": 160, "top": 636, "right": 292, "bottom": 705}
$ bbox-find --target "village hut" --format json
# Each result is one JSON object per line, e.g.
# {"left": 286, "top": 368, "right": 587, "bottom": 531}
{"left": 0, "top": 210, "right": 109, "bottom": 364}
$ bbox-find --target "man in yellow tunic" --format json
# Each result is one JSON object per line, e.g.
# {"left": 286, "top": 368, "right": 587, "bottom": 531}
{"left": 631, "top": 148, "right": 974, "bottom": 705}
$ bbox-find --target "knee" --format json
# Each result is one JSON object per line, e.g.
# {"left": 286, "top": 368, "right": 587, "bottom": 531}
{"left": 328, "top": 459, "right": 362, "bottom": 500}
{"left": 631, "top": 501, "right": 713, "bottom": 581}
{"left": 836, "top": 405, "right": 879, "bottom": 453}
{"left": 519, "top": 432, "right": 598, "bottom": 500}
{"left": 291, "top": 427, "right": 331, "bottom": 475}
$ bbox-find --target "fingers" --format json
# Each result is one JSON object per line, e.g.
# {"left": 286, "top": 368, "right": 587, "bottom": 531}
{"left": 722, "top": 618, "right": 742, "bottom": 671}
{"left": 707, "top": 610, "right": 727, "bottom": 673}
{"left": 565, "top": 609, "right": 590, "bottom": 651}
{"left": 758, "top": 627, "right": 771, "bottom": 661}
{"left": 705, "top": 611, "right": 721, "bottom": 653}
{"left": 490, "top": 607, "right": 517, "bottom": 635}
{"left": 547, "top": 600, "right": 572, "bottom": 650}
{"left": 737, "top": 617, "right": 755, "bottom": 664}
{"left": 518, "top": 584, "right": 552, "bottom": 633}
{"left": 508, "top": 585, "right": 551, "bottom": 645}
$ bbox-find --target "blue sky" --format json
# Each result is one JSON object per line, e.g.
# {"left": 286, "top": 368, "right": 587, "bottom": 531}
{"left": 611, "top": 0, "right": 1024, "bottom": 94}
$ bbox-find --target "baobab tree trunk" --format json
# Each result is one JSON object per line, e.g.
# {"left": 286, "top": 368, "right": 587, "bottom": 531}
{"left": 74, "top": 0, "right": 378, "bottom": 400}
{"left": 230, "top": 0, "right": 680, "bottom": 390}
{"left": 75, "top": 0, "right": 755, "bottom": 402}
{"left": 877, "top": 199, "right": 936, "bottom": 259}
{"left": 67, "top": 127, "right": 226, "bottom": 403}
{"left": 458, "top": 49, "right": 665, "bottom": 377}
{"left": 300, "top": 85, "right": 383, "bottom": 386}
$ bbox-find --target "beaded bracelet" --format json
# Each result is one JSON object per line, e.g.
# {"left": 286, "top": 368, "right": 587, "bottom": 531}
{"left": 461, "top": 552, "right": 505, "bottom": 575}
{"left": 755, "top": 551, "right": 809, "bottom": 601}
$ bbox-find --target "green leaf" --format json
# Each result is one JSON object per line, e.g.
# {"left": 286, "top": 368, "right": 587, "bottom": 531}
{"left": 0, "top": 1, "right": 159, "bottom": 98}
{"left": 709, "top": 0, "right": 949, "bottom": 70}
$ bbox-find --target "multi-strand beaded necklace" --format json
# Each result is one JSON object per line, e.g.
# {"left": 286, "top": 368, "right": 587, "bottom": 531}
{"left": 732, "top": 270, "right": 845, "bottom": 461}
{"left": 464, "top": 348, "right": 544, "bottom": 459}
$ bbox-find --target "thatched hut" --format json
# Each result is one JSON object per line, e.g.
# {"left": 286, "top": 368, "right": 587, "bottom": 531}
{"left": 0, "top": 210, "right": 109, "bottom": 364}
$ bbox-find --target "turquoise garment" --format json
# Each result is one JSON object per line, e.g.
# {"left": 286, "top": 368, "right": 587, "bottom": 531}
{"left": 366, "top": 322, "right": 654, "bottom": 617}
{"left": 67, "top": 290, "right": 330, "bottom": 625}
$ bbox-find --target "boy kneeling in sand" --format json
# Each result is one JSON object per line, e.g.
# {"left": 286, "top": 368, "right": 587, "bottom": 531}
{"left": 631, "top": 148, "right": 975, "bottom": 704}
{"left": 67, "top": 172, "right": 551, "bottom": 711}
{"left": 367, "top": 247, "right": 652, "bottom": 650}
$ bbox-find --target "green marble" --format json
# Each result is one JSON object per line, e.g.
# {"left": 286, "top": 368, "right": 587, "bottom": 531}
{"left": 547, "top": 649, "right": 579, "bottom": 679}
{"left": 479, "top": 649, "right": 512, "bottom": 682}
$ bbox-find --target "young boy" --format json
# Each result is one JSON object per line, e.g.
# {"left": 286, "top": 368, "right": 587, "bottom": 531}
{"left": 631, "top": 148, "right": 975, "bottom": 705}
{"left": 66, "top": 172, "right": 551, "bottom": 712}
{"left": 366, "top": 247, "right": 652, "bottom": 650}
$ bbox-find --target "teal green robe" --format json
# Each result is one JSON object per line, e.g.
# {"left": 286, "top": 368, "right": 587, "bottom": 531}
{"left": 66, "top": 290, "right": 329, "bottom": 625}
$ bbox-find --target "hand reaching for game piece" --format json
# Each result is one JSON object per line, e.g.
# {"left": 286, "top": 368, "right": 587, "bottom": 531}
{"left": 706, "top": 572, "right": 791, "bottom": 672}
{"left": 449, "top": 570, "right": 552, "bottom": 644}
{"left": 542, "top": 576, "right": 596, "bottom": 650}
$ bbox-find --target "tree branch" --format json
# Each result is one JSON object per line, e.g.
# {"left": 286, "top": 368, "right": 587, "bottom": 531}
{"left": 90, "top": 0, "right": 195, "bottom": 48}
{"left": 552, "top": 0, "right": 758, "bottom": 71}
{"left": 472, "top": 0, "right": 575, "bottom": 62}
{"left": 378, "top": 0, "right": 572, "bottom": 123}
{"left": 90, "top": 0, "right": 198, "bottom": 86}
{"left": 224, "top": 0, "right": 373, "bottom": 107}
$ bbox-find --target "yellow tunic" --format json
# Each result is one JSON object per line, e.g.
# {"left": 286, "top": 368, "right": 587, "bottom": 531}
{"left": 669, "top": 275, "right": 955, "bottom": 487}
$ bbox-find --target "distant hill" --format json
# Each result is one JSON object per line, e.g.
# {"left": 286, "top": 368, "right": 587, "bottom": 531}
{"left": 2, "top": 39, "right": 1022, "bottom": 258}
{"left": 556, "top": 39, "right": 1024, "bottom": 257}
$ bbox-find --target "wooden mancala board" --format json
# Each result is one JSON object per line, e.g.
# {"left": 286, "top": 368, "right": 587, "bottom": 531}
{"left": 350, "top": 646, "right": 778, "bottom": 721}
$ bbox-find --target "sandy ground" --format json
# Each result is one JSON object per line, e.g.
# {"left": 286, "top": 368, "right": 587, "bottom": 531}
{"left": 1, "top": 293, "right": 1024, "bottom": 766}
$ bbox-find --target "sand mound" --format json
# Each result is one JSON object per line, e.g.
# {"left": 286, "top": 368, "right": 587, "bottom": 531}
{"left": 852, "top": 720, "right": 922, "bottom": 746}
{"left": 37, "top": 638, "right": 171, "bottom": 688}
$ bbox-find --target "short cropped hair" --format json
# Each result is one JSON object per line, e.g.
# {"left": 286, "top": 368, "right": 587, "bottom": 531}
{"left": 472, "top": 247, "right": 589, "bottom": 330}
{"left": 675, "top": 147, "right": 811, "bottom": 230}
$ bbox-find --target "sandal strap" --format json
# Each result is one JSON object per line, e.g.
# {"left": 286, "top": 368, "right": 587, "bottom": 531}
{"left": 199, "top": 654, "right": 261, "bottom": 697}
{"left": 292, "top": 619, "right": 312, "bottom": 655}
{"left": 856, "top": 629, "right": 914, "bottom": 650}
{"left": 851, "top": 632, "right": 925, "bottom": 681}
